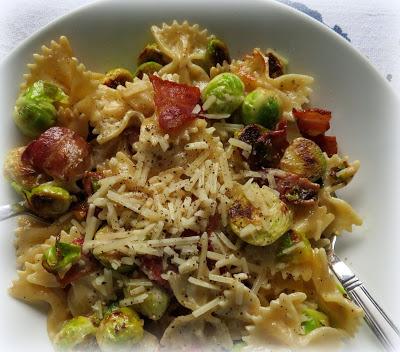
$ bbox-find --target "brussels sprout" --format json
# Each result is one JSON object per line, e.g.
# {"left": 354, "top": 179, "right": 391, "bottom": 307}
{"left": 201, "top": 73, "right": 245, "bottom": 114}
{"left": 301, "top": 308, "right": 329, "bottom": 334}
{"left": 134, "top": 62, "right": 163, "bottom": 79}
{"left": 27, "top": 183, "right": 72, "bottom": 218}
{"left": 93, "top": 226, "right": 135, "bottom": 273}
{"left": 241, "top": 88, "right": 282, "bottom": 128}
{"left": 42, "top": 241, "right": 81, "bottom": 275}
{"left": 205, "top": 38, "right": 231, "bottom": 68}
{"left": 280, "top": 137, "right": 326, "bottom": 182}
{"left": 137, "top": 43, "right": 171, "bottom": 66}
{"left": 53, "top": 316, "right": 97, "bottom": 351}
{"left": 228, "top": 183, "right": 292, "bottom": 246}
{"left": 276, "top": 231, "right": 312, "bottom": 263}
{"left": 14, "top": 80, "right": 68, "bottom": 137}
{"left": 103, "top": 68, "right": 133, "bottom": 89}
{"left": 96, "top": 306, "right": 144, "bottom": 351}
{"left": 135, "top": 286, "right": 170, "bottom": 320}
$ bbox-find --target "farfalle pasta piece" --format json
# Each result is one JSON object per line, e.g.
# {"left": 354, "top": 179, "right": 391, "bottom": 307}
{"left": 151, "top": 21, "right": 210, "bottom": 86}
{"left": 57, "top": 106, "right": 89, "bottom": 138}
{"left": 160, "top": 314, "right": 233, "bottom": 351}
{"left": 21, "top": 36, "right": 102, "bottom": 105}
{"left": 245, "top": 292, "right": 347, "bottom": 350}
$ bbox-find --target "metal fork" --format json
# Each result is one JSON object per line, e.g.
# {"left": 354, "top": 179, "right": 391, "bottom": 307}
{"left": 327, "top": 235, "right": 400, "bottom": 351}
{"left": 0, "top": 201, "right": 50, "bottom": 223}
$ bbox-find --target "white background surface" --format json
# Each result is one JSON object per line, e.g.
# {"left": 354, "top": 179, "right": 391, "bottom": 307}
{"left": 1, "top": 0, "right": 400, "bottom": 92}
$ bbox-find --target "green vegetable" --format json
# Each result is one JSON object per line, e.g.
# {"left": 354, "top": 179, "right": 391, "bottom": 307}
{"left": 228, "top": 183, "right": 292, "bottom": 246}
{"left": 42, "top": 241, "right": 81, "bottom": 275}
{"left": 96, "top": 306, "right": 144, "bottom": 351}
{"left": 103, "top": 68, "right": 133, "bottom": 89}
{"left": 241, "top": 88, "right": 282, "bottom": 128}
{"left": 93, "top": 226, "right": 135, "bottom": 273}
{"left": 280, "top": 137, "right": 327, "bottom": 181}
{"left": 134, "top": 61, "right": 163, "bottom": 79}
{"left": 135, "top": 286, "right": 170, "bottom": 320}
{"left": 276, "top": 231, "right": 312, "bottom": 263}
{"left": 137, "top": 43, "right": 171, "bottom": 66}
{"left": 27, "top": 183, "right": 72, "bottom": 218}
{"left": 201, "top": 73, "right": 245, "bottom": 114}
{"left": 205, "top": 38, "right": 231, "bottom": 68}
{"left": 53, "top": 316, "right": 96, "bottom": 351}
{"left": 14, "top": 80, "right": 68, "bottom": 137}
{"left": 301, "top": 308, "right": 329, "bottom": 334}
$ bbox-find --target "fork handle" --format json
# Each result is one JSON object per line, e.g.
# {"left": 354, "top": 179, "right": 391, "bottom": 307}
{"left": 0, "top": 202, "right": 25, "bottom": 221}
{"left": 343, "top": 275, "right": 400, "bottom": 351}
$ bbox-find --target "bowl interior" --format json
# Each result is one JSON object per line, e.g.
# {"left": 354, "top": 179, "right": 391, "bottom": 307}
{"left": 0, "top": 0, "right": 399, "bottom": 350}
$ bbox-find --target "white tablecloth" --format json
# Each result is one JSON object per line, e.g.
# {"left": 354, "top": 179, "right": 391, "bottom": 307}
{"left": 1, "top": 0, "right": 399, "bottom": 92}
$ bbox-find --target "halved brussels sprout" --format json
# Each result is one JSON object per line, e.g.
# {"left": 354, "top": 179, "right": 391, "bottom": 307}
{"left": 93, "top": 226, "right": 135, "bottom": 273}
{"left": 103, "top": 68, "right": 133, "bottom": 89}
{"left": 14, "top": 80, "right": 68, "bottom": 137}
{"left": 241, "top": 88, "right": 282, "bottom": 128}
{"left": 275, "top": 231, "right": 312, "bottom": 263}
{"left": 301, "top": 308, "right": 329, "bottom": 334}
{"left": 42, "top": 241, "right": 81, "bottom": 276}
{"left": 137, "top": 43, "right": 171, "bottom": 66}
{"left": 27, "top": 183, "right": 72, "bottom": 218}
{"left": 280, "top": 137, "right": 326, "bottom": 181}
{"left": 228, "top": 183, "right": 292, "bottom": 246}
{"left": 135, "top": 286, "right": 170, "bottom": 320}
{"left": 96, "top": 306, "right": 144, "bottom": 351}
{"left": 53, "top": 316, "right": 96, "bottom": 351}
{"left": 201, "top": 73, "right": 245, "bottom": 114}
{"left": 134, "top": 61, "right": 163, "bottom": 79}
{"left": 205, "top": 38, "right": 231, "bottom": 68}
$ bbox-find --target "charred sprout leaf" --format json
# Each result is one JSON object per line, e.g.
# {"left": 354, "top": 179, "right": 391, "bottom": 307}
{"left": 267, "top": 52, "right": 285, "bottom": 78}
{"left": 135, "top": 286, "right": 170, "bottom": 320}
{"left": 236, "top": 124, "right": 267, "bottom": 146}
{"left": 280, "top": 137, "right": 326, "bottom": 181}
{"left": 301, "top": 308, "right": 329, "bottom": 334}
{"left": 93, "top": 226, "right": 135, "bottom": 273}
{"left": 276, "top": 231, "right": 312, "bottom": 263}
{"left": 205, "top": 38, "right": 231, "bottom": 68}
{"left": 241, "top": 88, "right": 282, "bottom": 128}
{"left": 103, "top": 68, "right": 133, "bottom": 89}
{"left": 96, "top": 306, "right": 144, "bottom": 351}
{"left": 14, "top": 80, "right": 68, "bottom": 137}
{"left": 42, "top": 241, "right": 81, "bottom": 275}
{"left": 228, "top": 183, "right": 292, "bottom": 246}
{"left": 134, "top": 61, "right": 163, "bottom": 79}
{"left": 137, "top": 43, "right": 171, "bottom": 66}
{"left": 27, "top": 183, "right": 72, "bottom": 218}
{"left": 201, "top": 73, "right": 245, "bottom": 114}
{"left": 53, "top": 316, "right": 97, "bottom": 351}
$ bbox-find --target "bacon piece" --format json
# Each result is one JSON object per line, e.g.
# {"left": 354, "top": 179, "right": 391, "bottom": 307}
{"left": 293, "top": 108, "right": 331, "bottom": 137}
{"left": 248, "top": 120, "right": 289, "bottom": 170}
{"left": 140, "top": 255, "right": 169, "bottom": 288}
{"left": 150, "top": 75, "right": 200, "bottom": 132}
{"left": 21, "top": 127, "right": 91, "bottom": 183}
{"left": 308, "top": 135, "right": 338, "bottom": 157}
{"left": 272, "top": 171, "right": 320, "bottom": 205}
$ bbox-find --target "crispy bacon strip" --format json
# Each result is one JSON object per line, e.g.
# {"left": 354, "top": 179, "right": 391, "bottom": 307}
{"left": 248, "top": 120, "right": 289, "bottom": 170}
{"left": 21, "top": 127, "right": 91, "bottom": 183}
{"left": 140, "top": 255, "right": 169, "bottom": 288}
{"left": 293, "top": 108, "right": 338, "bottom": 156}
{"left": 150, "top": 75, "right": 200, "bottom": 132}
{"left": 293, "top": 108, "right": 331, "bottom": 136}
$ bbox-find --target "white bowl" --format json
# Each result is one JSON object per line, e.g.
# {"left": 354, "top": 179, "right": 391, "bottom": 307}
{"left": 0, "top": 0, "right": 399, "bottom": 351}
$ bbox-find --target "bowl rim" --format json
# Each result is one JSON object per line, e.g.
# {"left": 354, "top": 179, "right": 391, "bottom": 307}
{"left": 0, "top": 0, "right": 398, "bottom": 101}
